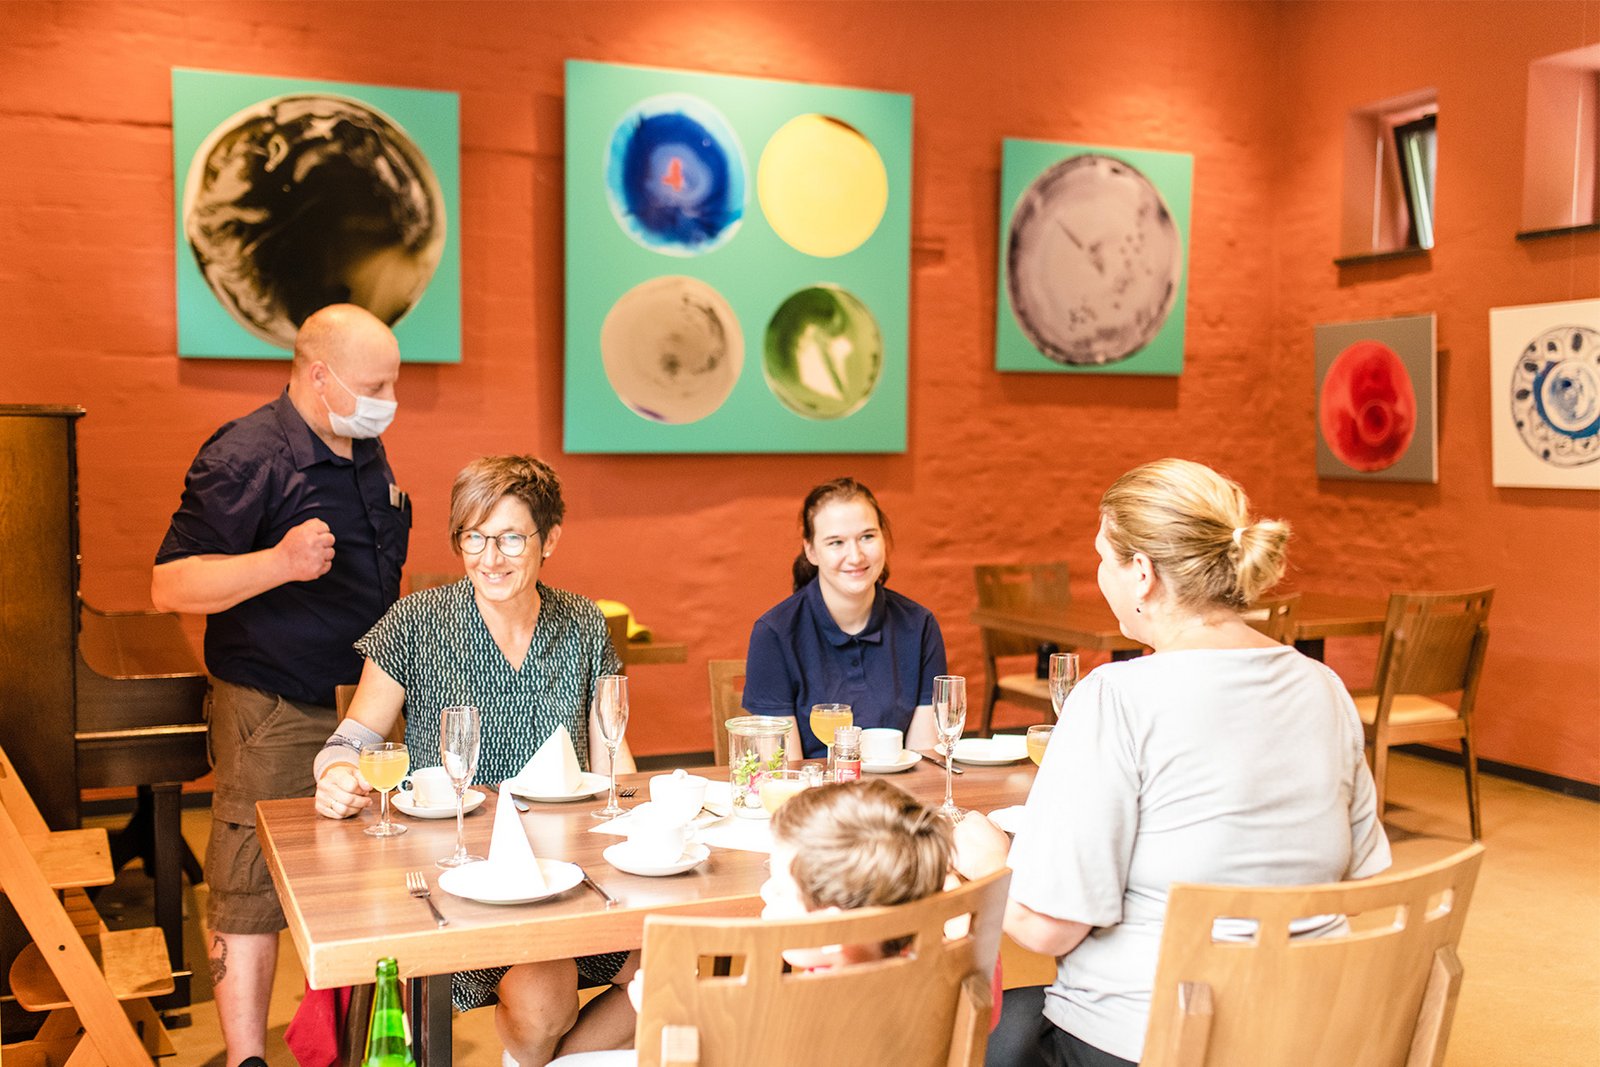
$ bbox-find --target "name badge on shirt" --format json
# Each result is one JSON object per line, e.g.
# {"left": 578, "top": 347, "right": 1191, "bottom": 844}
{"left": 389, "top": 483, "right": 408, "bottom": 510}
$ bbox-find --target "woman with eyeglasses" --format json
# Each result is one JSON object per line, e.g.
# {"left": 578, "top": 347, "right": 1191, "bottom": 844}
{"left": 313, "top": 454, "right": 638, "bottom": 1066}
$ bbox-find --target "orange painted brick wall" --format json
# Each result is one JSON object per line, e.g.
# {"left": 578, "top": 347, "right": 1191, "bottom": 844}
{"left": 1, "top": 1, "right": 1594, "bottom": 780}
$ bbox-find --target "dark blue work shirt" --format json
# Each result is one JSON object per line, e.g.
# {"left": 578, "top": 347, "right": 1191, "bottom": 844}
{"left": 743, "top": 579, "right": 947, "bottom": 759}
{"left": 155, "top": 391, "right": 410, "bottom": 707}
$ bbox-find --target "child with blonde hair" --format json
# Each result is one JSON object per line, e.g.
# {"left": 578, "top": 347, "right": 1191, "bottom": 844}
{"left": 547, "top": 779, "right": 966, "bottom": 1066}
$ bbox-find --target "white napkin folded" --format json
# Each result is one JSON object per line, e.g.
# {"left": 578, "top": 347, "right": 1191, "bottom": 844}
{"left": 488, "top": 784, "right": 546, "bottom": 891}
{"left": 519, "top": 724, "right": 583, "bottom": 794}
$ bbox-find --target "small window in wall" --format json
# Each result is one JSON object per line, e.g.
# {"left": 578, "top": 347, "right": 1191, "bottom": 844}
{"left": 1337, "top": 89, "right": 1439, "bottom": 264}
{"left": 1519, "top": 44, "right": 1600, "bottom": 239}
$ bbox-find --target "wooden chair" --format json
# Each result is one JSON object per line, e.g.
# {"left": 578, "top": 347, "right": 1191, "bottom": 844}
{"left": 0, "top": 744, "right": 173, "bottom": 1064}
{"left": 404, "top": 570, "right": 458, "bottom": 594}
{"left": 334, "top": 684, "right": 404, "bottom": 746}
{"left": 706, "top": 659, "right": 746, "bottom": 767}
{"left": 1242, "top": 592, "right": 1302, "bottom": 644}
{"left": 1143, "top": 843, "right": 1485, "bottom": 1067}
{"left": 973, "top": 563, "right": 1071, "bottom": 736}
{"left": 631, "top": 869, "right": 1010, "bottom": 1067}
{"left": 1357, "top": 588, "right": 1493, "bottom": 840}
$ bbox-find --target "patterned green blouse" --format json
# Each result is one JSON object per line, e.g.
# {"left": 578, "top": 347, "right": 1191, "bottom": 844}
{"left": 354, "top": 578, "right": 622, "bottom": 782}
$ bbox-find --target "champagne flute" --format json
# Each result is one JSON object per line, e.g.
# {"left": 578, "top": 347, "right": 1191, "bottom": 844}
{"left": 808, "top": 703, "right": 852, "bottom": 776}
{"left": 932, "top": 676, "right": 966, "bottom": 820}
{"left": 359, "top": 741, "right": 409, "bottom": 837}
{"left": 437, "top": 705, "right": 483, "bottom": 869}
{"left": 1049, "top": 652, "right": 1080, "bottom": 719}
{"left": 592, "top": 675, "right": 629, "bottom": 819}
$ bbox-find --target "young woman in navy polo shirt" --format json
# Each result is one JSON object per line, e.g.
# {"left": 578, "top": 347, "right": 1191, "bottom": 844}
{"left": 743, "top": 478, "right": 948, "bottom": 761}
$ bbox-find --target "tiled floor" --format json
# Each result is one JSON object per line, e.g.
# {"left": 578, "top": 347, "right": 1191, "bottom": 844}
{"left": 44, "top": 751, "right": 1600, "bottom": 1065}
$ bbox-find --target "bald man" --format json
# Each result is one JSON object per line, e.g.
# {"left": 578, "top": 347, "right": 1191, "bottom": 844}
{"left": 153, "top": 304, "right": 411, "bottom": 1067}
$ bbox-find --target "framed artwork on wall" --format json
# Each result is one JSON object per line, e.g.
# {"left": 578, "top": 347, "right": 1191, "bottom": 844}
{"left": 1489, "top": 298, "right": 1599, "bottom": 490}
{"left": 172, "top": 68, "right": 461, "bottom": 362}
{"left": 564, "top": 59, "right": 911, "bottom": 454}
{"left": 1313, "top": 314, "right": 1439, "bottom": 483}
{"left": 995, "top": 138, "right": 1192, "bottom": 376}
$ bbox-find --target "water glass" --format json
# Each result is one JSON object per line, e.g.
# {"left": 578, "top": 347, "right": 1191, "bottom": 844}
{"left": 592, "top": 675, "right": 629, "bottom": 819}
{"left": 932, "top": 675, "right": 966, "bottom": 820}
{"left": 1049, "top": 653, "right": 1080, "bottom": 719}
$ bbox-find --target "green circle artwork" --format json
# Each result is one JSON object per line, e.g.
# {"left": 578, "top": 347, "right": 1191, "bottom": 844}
{"left": 763, "top": 285, "right": 883, "bottom": 420}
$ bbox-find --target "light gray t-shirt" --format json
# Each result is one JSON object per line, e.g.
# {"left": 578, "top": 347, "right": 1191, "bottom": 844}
{"left": 1006, "top": 646, "right": 1391, "bottom": 1062}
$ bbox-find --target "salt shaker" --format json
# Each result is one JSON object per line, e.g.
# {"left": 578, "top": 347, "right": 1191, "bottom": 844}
{"left": 833, "top": 726, "right": 862, "bottom": 782}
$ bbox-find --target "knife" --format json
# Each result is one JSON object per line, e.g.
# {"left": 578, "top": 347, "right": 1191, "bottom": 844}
{"left": 924, "top": 751, "right": 965, "bottom": 776}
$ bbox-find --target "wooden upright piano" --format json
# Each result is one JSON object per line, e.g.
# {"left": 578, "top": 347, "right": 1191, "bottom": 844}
{"left": 0, "top": 405, "right": 208, "bottom": 1014}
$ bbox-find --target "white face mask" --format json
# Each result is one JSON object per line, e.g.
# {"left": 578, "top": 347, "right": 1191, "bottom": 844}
{"left": 320, "top": 363, "right": 397, "bottom": 439}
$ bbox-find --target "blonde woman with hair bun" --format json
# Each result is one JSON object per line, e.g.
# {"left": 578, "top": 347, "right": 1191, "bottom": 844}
{"left": 956, "top": 459, "right": 1390, "bottom": 1067}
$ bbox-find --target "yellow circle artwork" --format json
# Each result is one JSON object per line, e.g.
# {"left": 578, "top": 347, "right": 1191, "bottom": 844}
{"left": 758, "top": 114, "right": 888, "bottom": 258}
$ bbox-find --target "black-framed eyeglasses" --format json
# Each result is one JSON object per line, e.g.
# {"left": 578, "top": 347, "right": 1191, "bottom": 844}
{"left": 457, "top": 531, "right": 532, "bottom": 557}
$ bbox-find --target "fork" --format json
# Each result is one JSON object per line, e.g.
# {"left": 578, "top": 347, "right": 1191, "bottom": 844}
{"left": 618, "top": 787, "right": 637, "bottom": 799}
{"left": 406, "top": 870, "right": 448, "bottom": 927}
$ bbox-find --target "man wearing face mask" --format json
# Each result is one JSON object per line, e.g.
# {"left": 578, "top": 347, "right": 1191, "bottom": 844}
{"left": 152, "top": 303, "right": 410, "bottom": 1067}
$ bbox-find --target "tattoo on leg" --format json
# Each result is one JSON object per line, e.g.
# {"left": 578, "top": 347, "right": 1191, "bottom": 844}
{"left": 209, "top": 934, "right": 228, "bottom": 986}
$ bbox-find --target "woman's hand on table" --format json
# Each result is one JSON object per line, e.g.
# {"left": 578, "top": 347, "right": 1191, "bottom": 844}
{"left": 951, "top": 812, "right": 1011, "bottom": 880}
{"left": 315, "top": 762, "right": 373, "bottom": 819}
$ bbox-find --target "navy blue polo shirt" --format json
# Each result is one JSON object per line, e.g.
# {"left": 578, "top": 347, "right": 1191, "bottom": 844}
{"left": 156, "top": 391, "right": 410, "bottom": 707}
{"left": 743, "top": 579, "right": 947, "bottom": 759}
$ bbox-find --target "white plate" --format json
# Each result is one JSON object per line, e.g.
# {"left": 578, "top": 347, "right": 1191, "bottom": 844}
{"left": 437, "top": 858, "right": 583, "bottom": 905}
{"left": 987, "top": 805, "right": 1027, "bottom": 835}
{"left": 604, "top": 841, "right": 710, "bottom": 877}
{"left": 393, "top": 787, "right": 485, "bottom": 819}
{"left": 863, "top": 750, "right": 923, "bottom": 774}
{"left": 506, "top": 771, "right": 610, "bottom": 803}
{"left": 951, "top": 736, "right": 1029, "bottom": 766}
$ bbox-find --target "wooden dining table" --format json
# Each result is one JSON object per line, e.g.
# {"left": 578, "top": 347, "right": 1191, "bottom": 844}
{"left": 257, "top": 758, "right": 1039, "bottom": 1064}
{"left": 970, "top": 590, "right": 1388, "bottom": 660}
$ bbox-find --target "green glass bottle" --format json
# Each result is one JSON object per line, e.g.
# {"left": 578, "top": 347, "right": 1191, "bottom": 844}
{"left": 363, "top": 957, "right": 417, "bottom": 1067}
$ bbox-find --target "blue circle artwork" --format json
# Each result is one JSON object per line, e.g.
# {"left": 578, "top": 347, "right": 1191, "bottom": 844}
{"left": 605, "top": 94, "right": 746, "bottom": 256}
{"left": 1511, "top": 324, "right": 1600, "bottom": 468}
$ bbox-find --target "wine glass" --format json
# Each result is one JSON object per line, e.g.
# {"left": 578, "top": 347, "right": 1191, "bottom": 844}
{"left": 808, "top": 703, "right": 852, "bottom": 776}
{"left": 1049, "top": 652, "right": 1080, "bottom": 719}
{"left": 592, "top": 675, "right": 629, "bottom": 819}
{"left": 359, "top": 741, "right": 409, "bottom": 837}
{"left": 437, "top": 705, "right": 483, "bottom": 869}
{"left": 1026, "top": 724, "right": 1053, "bottom": 767}
{"left": 932, "top": 675, "right": 966, "bottom": 820}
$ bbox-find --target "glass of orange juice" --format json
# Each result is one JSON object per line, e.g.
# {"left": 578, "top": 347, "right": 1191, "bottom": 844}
{"left": 1026, "top": 725, "right": 1053, "bottom": 767}
{"left": 758, "top": 769, "right": 814, "bottom": 816}
{"left": 359, "top": 741, "right": 409, "bottom": 837}
{"left": 808, "top": 703, "right": 853, "bottom": 775}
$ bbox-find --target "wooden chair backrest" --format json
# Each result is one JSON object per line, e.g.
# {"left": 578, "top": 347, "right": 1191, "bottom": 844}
{"left": 605, "top": 611, "right": 631, "bottom": 674}
{"left": 974, "top": 563, "right": 1072, "bottom": 659}
{"left": 1143, "top": 844, "right": 1485, "bottom": 1067}
{"left": 1374, "top": 588, "right": 1494, "bottom": 701}
{"left": 335, "top": 684, "right": 404, "bottom": 746}
{"left": 706, "top": 659, "right": 746, "bottom": 767}
{"left": 634, "top": 869, "right": 1010, "bottom": 1067}
{"left": 404, "top": 570, "right": 458, "bottom": 595}
{"left": 1242, "top": 592, "right": 1302, "bottom": 645}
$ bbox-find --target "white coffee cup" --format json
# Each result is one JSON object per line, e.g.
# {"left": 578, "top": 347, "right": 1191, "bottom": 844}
{"left": 399, "top": 766, "right": 456, "bottom": 808}
{"left": 626, "top": 809, "right": 690, "bottom": 866}
{"left": 649, "top": 769, "right": 709, "bottom": 824}
{"left": 860, "top": 728, "right": 905, "bottom": 764}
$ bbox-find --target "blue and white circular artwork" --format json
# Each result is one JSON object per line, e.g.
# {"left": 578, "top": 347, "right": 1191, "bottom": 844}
{"left": 604, "top": 93, "right": 746, "bottom": 256}
{"left": 1511, "top": 324, "right": 1600, "bottom": 468}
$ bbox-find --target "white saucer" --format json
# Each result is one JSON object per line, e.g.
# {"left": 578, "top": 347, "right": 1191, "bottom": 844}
{"left": 603, "top": 841, "right": 710, "bottom": 877}
{"left": 437, "top": 858, "right": 583, "bottom": 905}
{"left": 951, "top": 736, "right": 1029, "bottom": 765}
{"left": 506, "top": 771, "right": 610, "bottom": 803}
{"left": 863, "top": 750, "right": 923, "bottom": 774}
{"left": 625, "top": 801, "right": 726, "bottom": 830}
{"left": 393, "top": 787, "right": 485, "bottom": 819}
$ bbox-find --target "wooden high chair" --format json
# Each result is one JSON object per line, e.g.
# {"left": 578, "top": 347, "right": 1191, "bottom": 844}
{"left": 0, "top": 744, "right": 173, "bottom": 1065}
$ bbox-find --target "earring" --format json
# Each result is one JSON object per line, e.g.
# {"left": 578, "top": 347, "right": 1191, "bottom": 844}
{"left": 1135, "top": 605, "right": 1142, "bottom": 614}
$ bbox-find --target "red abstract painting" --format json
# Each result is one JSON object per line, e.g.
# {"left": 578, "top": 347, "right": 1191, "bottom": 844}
{"left": 1318, "top": 340, "right": 1417, "bottom": 471}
